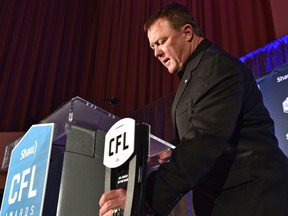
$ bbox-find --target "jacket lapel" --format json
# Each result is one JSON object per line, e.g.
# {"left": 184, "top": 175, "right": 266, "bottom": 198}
{"left": 171, "top": 49, "right": 207, "bottom": 131}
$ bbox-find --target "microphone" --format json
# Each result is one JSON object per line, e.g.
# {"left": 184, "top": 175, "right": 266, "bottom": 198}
{"left": 88, "top": 97, "right": 119, "bottom": 105}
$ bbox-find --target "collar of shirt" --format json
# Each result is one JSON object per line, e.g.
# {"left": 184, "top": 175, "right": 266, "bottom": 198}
{"left": 177, "top": 38, "right": 211, "bottom": 79}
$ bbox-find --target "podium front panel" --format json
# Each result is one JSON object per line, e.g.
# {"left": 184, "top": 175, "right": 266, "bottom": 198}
{"left": 43, "top": 125, "right": 106, "bottom": 215}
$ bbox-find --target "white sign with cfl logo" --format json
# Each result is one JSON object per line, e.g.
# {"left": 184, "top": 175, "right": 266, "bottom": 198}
{"left": 104, "top": 118, "right": 135, "bottom": 168}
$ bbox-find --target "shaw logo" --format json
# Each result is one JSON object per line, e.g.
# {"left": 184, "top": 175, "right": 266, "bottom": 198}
{"left": 104, "top": 118, "right": 135, "bottom": 168}
{"left": 20, "top": 141, "right": 37, "bottom": 160}
{"left": 277, "top": 74, "right": 288, "bottom": 83}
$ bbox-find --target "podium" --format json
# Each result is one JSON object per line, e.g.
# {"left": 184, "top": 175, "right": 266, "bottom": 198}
{"left": 39, "top": 97, "right": 120, "bottom": 215}
{"left": 1, "top": 97, "right": 174, "bottom": 215}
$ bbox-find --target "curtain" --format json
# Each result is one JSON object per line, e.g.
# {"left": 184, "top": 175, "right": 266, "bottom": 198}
{"left": 240, "top": 34, "right": 288, "bottom": 78}
{"left": 0, "top": 0, "right": 276, "bottom": 132}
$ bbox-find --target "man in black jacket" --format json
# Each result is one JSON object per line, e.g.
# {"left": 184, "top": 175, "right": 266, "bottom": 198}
{"left": 99, "top": 3, "right": 288, "bottom": 216}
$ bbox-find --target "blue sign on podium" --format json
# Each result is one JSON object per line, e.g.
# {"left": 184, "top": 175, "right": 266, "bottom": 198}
{"left": 0, "top": 123, "right": 54, "bottom": 216}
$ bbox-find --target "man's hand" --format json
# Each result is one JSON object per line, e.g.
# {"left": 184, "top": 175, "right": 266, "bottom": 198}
{"left": 99, "top": 150, "right": 171, "bottom": 215}
{"left": 99, "top": 188, "right": 126, "bottom": 216}
{"left": 158, "top": 149, "right": 172, "bottom": 164}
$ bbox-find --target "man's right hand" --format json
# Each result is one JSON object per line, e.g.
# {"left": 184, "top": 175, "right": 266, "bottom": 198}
{"left": 99, "top": 188, "right": 126, "bottom": 216}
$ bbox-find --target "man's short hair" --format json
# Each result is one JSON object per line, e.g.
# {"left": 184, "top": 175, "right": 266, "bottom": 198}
{"left": 144, "top": 3, "right": 204, "bottom": 37}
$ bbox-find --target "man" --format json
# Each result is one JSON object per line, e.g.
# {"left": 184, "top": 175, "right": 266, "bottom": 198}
{"left": 99, "top": 3, "right": 288, "bottom": 216}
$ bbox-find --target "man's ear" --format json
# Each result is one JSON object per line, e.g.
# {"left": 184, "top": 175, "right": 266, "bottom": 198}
{"left": 182, "top": 24, "right": 194, "bottom": 42}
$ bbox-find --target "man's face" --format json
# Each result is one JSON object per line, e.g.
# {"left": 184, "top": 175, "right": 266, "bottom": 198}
{"left": 147, "top": 19, "right": 191, "bottom": 74}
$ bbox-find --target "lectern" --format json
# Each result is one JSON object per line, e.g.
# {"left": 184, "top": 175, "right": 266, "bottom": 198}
{"left": 1, "top": 96, "right": 174, "bottom": 215}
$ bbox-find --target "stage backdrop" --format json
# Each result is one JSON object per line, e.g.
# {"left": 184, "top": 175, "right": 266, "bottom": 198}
{"left": 256, "top": 63, "right": 288, "bottom": 156}
{"left": 0, "top": 0, "right": 277, "bottom": 132}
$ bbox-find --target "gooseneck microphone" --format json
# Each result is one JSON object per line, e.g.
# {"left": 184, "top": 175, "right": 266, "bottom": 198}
{"left": 88, "top": 97, "right": 119, "bottom": 105}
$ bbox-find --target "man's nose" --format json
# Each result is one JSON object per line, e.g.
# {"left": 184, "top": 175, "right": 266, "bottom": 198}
{"left": 154, "top": 46, "right": 163, "bottom": 58}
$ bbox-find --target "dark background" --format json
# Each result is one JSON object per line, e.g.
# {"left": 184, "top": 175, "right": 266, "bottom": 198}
{"left": 0, "top": 0, "right": 287, "bottom": 132}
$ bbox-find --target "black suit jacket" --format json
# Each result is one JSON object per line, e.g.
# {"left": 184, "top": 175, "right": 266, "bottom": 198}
{"left": 146, "top": 40, "right": 288, "bottom": 216}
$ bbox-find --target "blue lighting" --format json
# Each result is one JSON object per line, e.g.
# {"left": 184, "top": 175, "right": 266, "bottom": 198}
{"left": 239, "top": 34, "right": 288, "bottom": 78}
